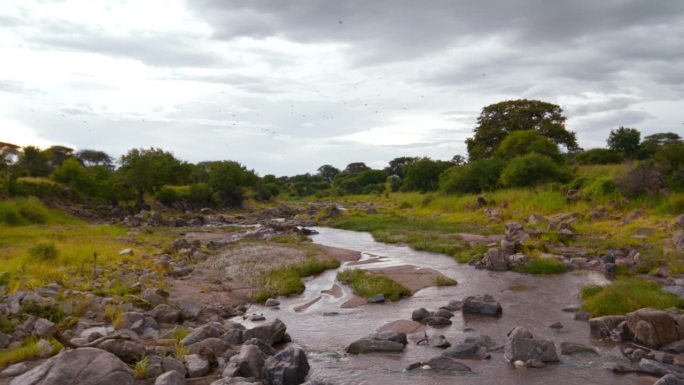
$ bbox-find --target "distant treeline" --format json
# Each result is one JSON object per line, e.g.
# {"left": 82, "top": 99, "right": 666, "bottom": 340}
{"left": 1, "top": 99, "right": 682, "bottom": 208}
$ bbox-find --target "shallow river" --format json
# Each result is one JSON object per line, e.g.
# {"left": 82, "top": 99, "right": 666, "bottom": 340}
{"left": 242, "top": 227, "right": 646, "bottom": 385}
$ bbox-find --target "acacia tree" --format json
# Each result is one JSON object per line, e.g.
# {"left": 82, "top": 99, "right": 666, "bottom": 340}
{"left": 317, "top": 164, "right": 340, "bottom": 182}
{"left": 466, "top": 99, "right": 579, "bottom": 160}
{"left": 385, "top": 157, "right": 419, "bottom": 179}
{"left": 119, "top": 148, "right": 186, "bottom": 208}
{"left": 77, "top": 149, "right": 113, "bottom": 167}
{"left": 607, "top": 127, "right": 641, "bottom": 157}
{"left": 343, "top": 162, "right": 370, "bottom": 174}
{"left": 206, "top": 161, "right": 258, "bottom": 206}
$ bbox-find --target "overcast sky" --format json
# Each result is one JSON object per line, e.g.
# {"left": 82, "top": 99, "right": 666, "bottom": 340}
{"left": 1, "top": 0, "right": 683, "bottom": 175}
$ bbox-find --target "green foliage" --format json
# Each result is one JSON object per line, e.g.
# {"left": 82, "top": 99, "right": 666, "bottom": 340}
{"left": 638, "top": 132, "right": 682, "bottom": 159}
{"left": 496, "top": 130, "right": 562, "bottom": 161}
{"left": 344, "top": 162, "right": 370, "bottom": 174}
{"left": 385, "top": 157, "right": 419, "bottom": 179}
{"left": 574, "top": 148, "right": 624, "bottom": 165}
{"left": 317, "top": 165, "right": 340, "bottom": 182}
{"left": 500, "top": 153, "right": 572, "bottom": 187}
{"left": 615, "top": 161, "right": 664, "bottom": 197}
{"left": 255, "top": 257, "right": 340, "bottom": 301}
{"left": 18, "top": 146, "right": 51, "bottom": 177}
{"left": 607, "top": 127, "right": 641, "bottom": 156}
{"left": 337, "top": 269, "right": 410, "bottom": 301}
{"left": 434, "top": 276, "right": 458, "bottom": 286}
{"left": 466, "top": 99, "right": 578, "bottom": 161}
{"left": 0, "top": 197, "right": 77, "bottom": 226}
{"left": 22, "top": 300, "right": 66, "bottom": 323}
{"left": 439, "top": 158, "right": 505, "bottom": 194}
{"left": 403, "top": 158, "right": 452, "bottom": 192}
{"left": 9, "top": 177, "right": 62, "bottom": 199}
{"left": 581, "top": 278, "right": 684, "bottom": 316}
{"left": 513, "top": 258, "right": 566, "bottom": 274}
{"left": 133, "top": 355, "right": 149, "bottom": 379}
{"left": 205, "top": 161, "right": 258, "bottom": 206}
{"left": 119, "top": 148, "right": 187, "bottom": 206}
{"left": 155, "top": 186, "right": 179, "bottom": 205}
{"left": 27, "top": 242, "right": 59, "bottom": 261}
{"left": 0, "top": 337, "right": 62, "bottom": 369}
{"left": 334, "top": 169, "right": 387, "bottom": 195}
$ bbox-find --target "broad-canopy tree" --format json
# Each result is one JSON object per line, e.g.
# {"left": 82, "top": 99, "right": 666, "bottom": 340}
{"left": 607, "top": 127, "right": 641, "bottom": 157}
{"left": 77, "top": 149, "right": 113, "bottom": 167}
{"left": 343, "top": 162, "right": 370, "bottom": 174}
{"left": 385, "top": 157, "right": 419, "bottom": 179}
{"left": 18, "top": 146, "right": 51, "bottom": 177}
{"left": 495, "top": 130, "right": 562, "bottom": 162}
{"left": 403, "top": 158, "right": 452, "bottom": 192}
{"left": 119, "top": 148, "right": 186, "bottom": 207}
{"left": 44, "top": 146, "right": 75, "bottom": 168}
{"left": 206, "top": 161, "right": 258, "bottom": 206}
{"left": 638, "top": 132, "right": 682, "bottom": 159}
{"left": 466, "top": 99, "right": 579, "bottom": 160}
{"left": 317, "top": 165, "right": 340, "bottom": 182}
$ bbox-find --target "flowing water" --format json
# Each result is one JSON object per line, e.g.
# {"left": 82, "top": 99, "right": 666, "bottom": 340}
{"left": 242, "top": 227, "right": 646, "bottom": 385}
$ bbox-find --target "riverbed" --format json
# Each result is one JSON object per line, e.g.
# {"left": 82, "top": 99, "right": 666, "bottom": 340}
{"left": 241, "top": 227, "right": 644, "bottom": 385}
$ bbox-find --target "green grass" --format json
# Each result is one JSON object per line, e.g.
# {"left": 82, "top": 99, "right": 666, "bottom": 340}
{"left": 434, "top": 276, "right": 458, "bottom": 286}
{"left": 254, "top": 256, "right": 341, "bottom": 302}
{"left": 0, "top": 337, "right": 63, "bottom": 369}
{"left": 336, "top": 269, "right": 411, "bottom": 301}
{"left": 513, "top": 258, "right": 567, "bottom": 274}
{"left": 0, "top": 197, "right": 79, "bottom": 226}
{"left": 581, "top": 278, "right": 684, "bottom": 316}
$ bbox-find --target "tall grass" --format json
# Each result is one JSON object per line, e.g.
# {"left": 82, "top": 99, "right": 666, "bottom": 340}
{"left": 0, "top": 197, "right": 79, "bottom": 226}
{"left": 254, "top": 257, "right": 341, "bottom": 302}
{"left": 581, "top": 278, "right": 684, "bottom": 316}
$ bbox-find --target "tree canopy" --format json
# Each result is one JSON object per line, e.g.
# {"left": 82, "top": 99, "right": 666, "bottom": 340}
{"left": 607, "top": 127, "right": 641, "bottom": 157}
{"left": 466, "top": 99, "right": 579, "bottom": 160}
{"left": 119, "top": 148, "right": 186, "bottom": 207}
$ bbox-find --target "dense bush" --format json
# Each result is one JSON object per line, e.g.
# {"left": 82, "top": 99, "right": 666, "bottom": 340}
{"left": 8, "top": 178, "right": 62, "bottom": 199}
{"left": 439, "top": 158, "right": 505, "bottom": 194}
{"left": 496, "top": 130, "right": 561, "bottom": 161}
{"left": 403, "top": 158, "right": 452, "bottom": 192}
{"left": 500, "top": 153, "right": 572, "bottom": 187}
{"left": 28, "top": 242, "right": 59, "bottom": 261}
{"left": 575, "top": 148, "right": 624, "bottom": 165}
{"left": 615, "top": 161, "right": 665, "bottom": 197}
{"left": 333, "top": 169, "right": 387, "bottom": 195}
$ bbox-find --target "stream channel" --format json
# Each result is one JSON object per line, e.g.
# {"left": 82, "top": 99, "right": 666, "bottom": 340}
{"left": 240, "top": 227, "right": 644, "bottom": 385}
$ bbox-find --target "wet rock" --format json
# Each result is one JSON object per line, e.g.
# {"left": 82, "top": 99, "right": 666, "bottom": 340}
{"left": 367, "top": 294, "right": 386, "bottom": 303}
{"left": 222, "top": 329, "right": 244, "bottom": 345}
{"left": 346, "top": 331, "right": 407, "bottom": 354}
{"left": 149, "top": 304, "right": 180, "bottom": 324}
{"left": 574, "top": 311, "right": 592, "bottom": 321}
{"left": 589, "top": 316, "right": 625, "bottom": 339}
{"left": 182, "top": 323, "right": 224, "bottom": 346}
{"left": 410, "top": 356, "right": 472, "bottom": 372}
{"left": 434, "top": 309, "right": 454, "bottom": 319}
{"left": 462, "top": 294, "right": 502, "bottom": 316}
{"left": 9, "top": 347, "right": 134, "bottom": 385}
{"left": 442, "top": 340, "right": 490, "bottom": 360}
{"left": 626, "top": 308, "right": 680, "bottom": 347}
{"left": 97, "top": 339, "right": 146, "bottom": 364}
{"left": 663, "top": 340, "right": 684, "bottom": 354}
{"left": 639, "top": 358, "right": 684, "bottom": 377}
{"left": 154, "top": 370, "right": 186, "bottom": 385}
{"left": 265, "top": 299, "right": 280, "bottom": 307}
{"left": 482, "top": 247, "right": 509, "bottom": 271}
{"left": 244, "top": 319, "right": 287, "bottom": 345}
{"left": 429, "top": 335, "right": 451, "bottom": 349}
{"left": 441, "top": 300, "right": 462, "bottom": 312}
{"left": 549, "top": 322, "right": 563, "bottom": 329}
{"left": 411, "top": 308, "right": 431, "bottom": 322}
{"left": 559, "top": 342, "right": 598, "bottom": 355}
{"left": 184, "top": 354, "right": 210, "bottom": 378}
{"left": 1, "top": 363, "right": 28, "bottom": 378}
{"left": 504, "top": 327, "right": 559, "bottom": 363}
{"left": 263, "top": 345, "right": 310, "bottom": 385}
{"left": 655, "top": 374, "right": 684, "bottom": 385}
{"left": 223, "top": 345, "right": 265, "bottom": 379}
{"left": 423, "top": 316, "right": 452, "bottom": 327}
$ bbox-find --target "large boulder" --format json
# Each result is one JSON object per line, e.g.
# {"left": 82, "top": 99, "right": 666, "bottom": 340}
{"left": 263, "top": 345, "right": 310, "bottom": 385}
{"left": 462, "top": 295, "right": 502, "bottom": 316}
{"left": 442, "top": 340, "right": 490, "bottom": 360}
{"left": 407, "top": 356, "right": 472, "bottom": 372}
{"left": 244, "top": 319, "right": 287, "bottom": 345}
{"left": 626, "top": 308, "right": 681, "bottom": 347}
{"left": 9, "top": 348, "right": 134, "bottom": 385}
{"left": 655, "top": 374, "right": 684, "bottom": 385}
{"left": 224, "top": 345, "right": 266, "bottom": 379}
{"left": 149, "top": 304, "right": 180, "bottom": 324}
{"left": 97, "top": 339, "right": 146, "bottom": 364}
{"left": 504, "top": 327, "right": 559, "bottom": 364}
{"left": 184, "top": 354, "right": 210, "bottom": 378}
{"left": 481, "top": 247, "right": 509, "bottom": 271}
{"left": 346, "top": 331, "right": 407, "bottom": 354}
{"left": 154, "top": 370, "right": 186, "bottom": 385}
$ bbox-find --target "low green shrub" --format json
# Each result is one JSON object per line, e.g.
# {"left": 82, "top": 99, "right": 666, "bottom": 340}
{"left": 337, "top": 269, "right": 410, "bottom": 301}
{"left": 27, "top": 242, "right": 59, "bottom": 261}
{"left": 513, "top": 258, "right": 566, "bottom": 274}
{"left": 581, "top": 278, "right": 684, "bottom": 316}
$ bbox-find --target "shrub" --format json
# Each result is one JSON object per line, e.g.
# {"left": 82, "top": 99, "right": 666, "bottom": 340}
{"left": 615, "top": 161, "right": 665, "bottom": 197}
{"left": 496, "top": 130, "right": 561, "bottom": 161}
{"left": 28, "top": 242, "right": 59, "bottom": 261}
{"left": 9, "top": 178, "right": 61, "bottom": 198}
{"left": 500, "top": 153, "right": 572, "bottom": 187}
{"left": 439, "top": 158, "right": 505, "bottom": 194}
{"left": 155, "top": 186, "right": 178, "bottom": 205}
{"left": 575, "top": 149, "right": 624, "bottom": 165}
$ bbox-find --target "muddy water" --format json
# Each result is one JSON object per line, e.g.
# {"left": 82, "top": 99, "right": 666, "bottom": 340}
{"left": 243, "top": 227, "right": 645, "bottom": 385}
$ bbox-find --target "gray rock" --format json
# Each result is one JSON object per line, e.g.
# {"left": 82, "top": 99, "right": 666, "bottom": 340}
{"left": 1, "top": 363, "right": 29, "bottom": 378}
{"left": 0, "top": 331, "right": 10, "bottom": 349}
{"left": 265, "top": 298, "right": 280, "bottom": 307}
{"left": 154, "top": 370, "right": 186, "bottom": 385}
{"left": 119, "top": 248, "right": 134, "bottom": 256}
{"left": 574, "top": 311, "right": 591, "bottom": 321}
{"left": 462, "top": 294, "right": 502, "bottom": 316}
{"left": 142, "top": 288, "right": 166, "bottom": 307}
{"left": 423, "top": 316, "right": 452, "bottom": 327}
{"left": 549, "top": 322, "right": 563, "bottom": 329}
{"left": 244, "top": 319, "right": 287, "bottom": 345}
{"left": 429, "top": 335, "right": 451, "bottom": 349}
{"left": 191, "top": 251, "right": 208, "bottom": 261}
{"left": 263, "top": 345, "right": 310, "bottom": 385}
{"left": 504, "top": 327, "right": 559, "bottom": 363}
{"left": 639, "top": 358, "right": 684, "bottom": 377}
{"left": 181, "top": 323, "right": 224, "bottom": 346}
{"left": 367, "top": 294, "right": 386, "bottom": 303}
{"left": 663, "top": 286, "right": 684, "bottom": 298}
{"left": 224, "top": 345, "right": 265, "bottom": 379}
{"left": 184, "top": 354, "right": 210, "bottom": 378}
{"left": 9, "top": 347, "right": 134, "bottom": 385}
{"left": 149, "top": 304, "right": 180, "bottom": 324}
{"left": 655, "top": 374, "right": 684, "bottom": 385}
{"left": 411, "top": 308, "right": 431, "bottom": 322}
{"left": 210, "top": 378, "right": 259, "bottom": 385}
{"left": 346, "top": 331, "right": 407, "bottom": 354}
{"left": 418, "top": 356, "right": 472, "bottom": 372}
{"left": 222, "top": 329, "right": 244, "bottom": 345}
{"left": 188, "top": 337, "right": 230, "bottom": 356}
{"left": 244, "top": 338, "right": 277, "bottom": 356}
{"left": 433, "top": 309, "right": 454, "bottom": 319}
{"left": 178, "top": 299, "right": 202, "bottom": 321}
{"left": 161, "top": 357, "right": 186, "bottom": 377}
{"left": 559, "top": 342, "right": 598, "bottom": 355}
{"left": 442, "top": 340, "right": 490, "bottom": 360}
{"left": 97, "top": 339, "right": 146, "bottom": 363}
{"left": 32, "top": 318, "right": 56, "bottom": 338}
{"left": 626, "top": 308, "right": 680, "bottom": 347}
{"left": 441, "top": 300, "right": 463, "bottom": 312}
{"left": 589, "top": 315, "right": 625, "bottom": 339}
{"left": 35, "top": 339, "right": 54, "bottom": 358}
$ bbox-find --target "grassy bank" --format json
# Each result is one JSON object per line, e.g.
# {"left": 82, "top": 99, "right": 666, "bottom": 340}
{"left": 581, "top": 278, "right": 684, "bottom": 316}
{"left": 254, "top": 256, "right": 341, "bottom": 301}
{"left": 337, "top": 269, "right": 411, "bottom": 301}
